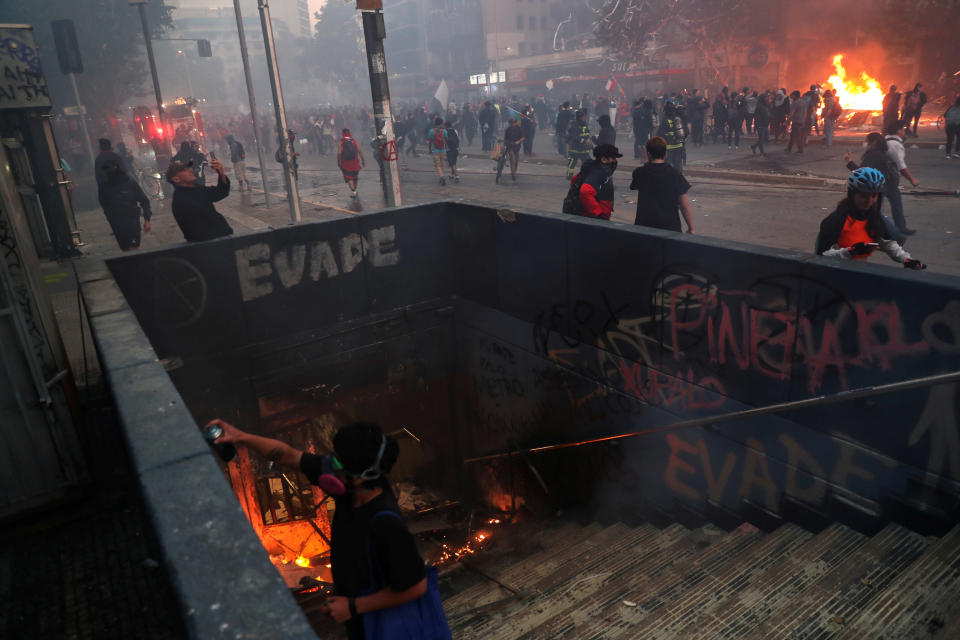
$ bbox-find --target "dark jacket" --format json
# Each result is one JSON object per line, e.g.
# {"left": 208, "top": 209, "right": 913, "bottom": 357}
{"left": 98, "top": 175, "right": 151, "bottom": 221}
{"left": 576, "top": 159, "right": 614, "bottom": 220}
{"left": 95, "top": 151, "right": 126, "bottom": 185}
{"left": 171, "top": 174, "right": 234, "bottom": 242}
{"left": 596, "top": 123, "right": 617, "bottom": 146}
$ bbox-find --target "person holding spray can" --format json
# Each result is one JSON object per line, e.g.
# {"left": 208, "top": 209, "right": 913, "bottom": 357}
{"left": 203, "top": 419, "right": 452, "bottom": 640}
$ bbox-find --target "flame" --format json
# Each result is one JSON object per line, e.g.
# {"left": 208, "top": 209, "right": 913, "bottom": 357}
{"left": 825, "top": 54, "right": 884, "bottom": 111}
{"left": 437, "top": 530, "right": 493, "bottom": 564}
{"left": 294, "top": 555, "right": 311, "bottom": 568}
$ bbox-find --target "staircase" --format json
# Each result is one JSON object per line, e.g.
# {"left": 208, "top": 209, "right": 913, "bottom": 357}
{"left": 443, "top": 519, "right": 960, "bottom": 639}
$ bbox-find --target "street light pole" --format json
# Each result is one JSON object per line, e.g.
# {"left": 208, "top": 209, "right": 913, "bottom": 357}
{"left": 130, "top": 1, "right": 167, "bottom": 147}
{"left": 257, "top": 0, "right": 301, "bottom": 223}
{"left": 233, "top": 0, "right": 271, "bottom": 208}
{"left": 359, "top": 6, "right": 402, "bottom": 207}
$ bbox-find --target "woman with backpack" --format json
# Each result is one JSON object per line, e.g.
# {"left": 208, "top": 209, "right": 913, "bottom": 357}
{"left": 817, "top": 168, "right": 925, "bottom": 270}
{"left": 942, "top": 95, "right": 960, "bottom": 158}
{"left": 337, "top": 128, "right": 365, "bottom": 199}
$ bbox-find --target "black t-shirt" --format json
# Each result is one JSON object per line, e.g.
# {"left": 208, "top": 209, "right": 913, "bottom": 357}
{"left": 630, "top": 162, "right": 691, "bottom": 231}
{"left": 300, "top": 454, "right": 426, "bottom": 638}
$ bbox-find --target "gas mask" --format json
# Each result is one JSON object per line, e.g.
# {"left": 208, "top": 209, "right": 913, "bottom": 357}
{"left": 317, "top": 434, "right": 388, "bottom": 496}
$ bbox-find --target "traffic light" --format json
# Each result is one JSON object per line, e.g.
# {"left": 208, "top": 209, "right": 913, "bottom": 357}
{"left": 51, "top": 20, "right": 83, "bottom": 74}
{"left": 197, "top": 39, "right": 212, "bottom": 57}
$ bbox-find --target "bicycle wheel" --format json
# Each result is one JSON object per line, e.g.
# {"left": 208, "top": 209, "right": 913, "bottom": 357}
{"left": 495, "top": 153, "right": 506, "bottom": 183}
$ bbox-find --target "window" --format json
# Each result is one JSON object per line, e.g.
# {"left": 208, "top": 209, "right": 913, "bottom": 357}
{"left": 257, "top": 473, "right": 317, "bottom": 525}
{"left": 518, "top": 42, "right": 527, "bottom": 56}
{"left": 517, "top": 15, "right": 524, "bottom": 30}
{"left": 529, "top": 16, "right": 536, "bottom": 30}
{"left": 541, "top": 15, "right": 547, "bottom": 29}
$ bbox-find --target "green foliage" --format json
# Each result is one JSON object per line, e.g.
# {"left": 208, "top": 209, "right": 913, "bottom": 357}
{"left": 0, "top": 0, "right": 172, "bottom": 118}
{"left": 312, "top": 0, "right": 365, "bottom": 84}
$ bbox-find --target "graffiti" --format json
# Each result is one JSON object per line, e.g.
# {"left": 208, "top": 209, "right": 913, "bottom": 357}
{"left": 139, "top": 257, "right": 208, "bottom": 328}
{"left": 619, "top": 361, "right": 726, "bottom": 412}
{"left": 235, "top": 224, "right": 399, "bottom": 302}
{"left": 0, "top": 218, "right": 48, "bottom": 368}
{"left": 533, "top": 293, "right": 629, "bottom": 356}
{"left": 0, "top": 29, "right": 50, "bottom": 108}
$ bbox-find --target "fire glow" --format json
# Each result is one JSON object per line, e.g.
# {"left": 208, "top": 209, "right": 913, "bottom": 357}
{"left": 294, "top": 555, "right": 311, "bottom": 568}
{"left": 825, "top": 54, "right": 884, "bottom": 111}
{"left": 438, "top": 530, "right": 492, "bottom": 564}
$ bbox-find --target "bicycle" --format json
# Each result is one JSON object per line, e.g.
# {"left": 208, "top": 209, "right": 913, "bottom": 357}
{"left": 492, "top": 139, "right": 507, "bottom": 184}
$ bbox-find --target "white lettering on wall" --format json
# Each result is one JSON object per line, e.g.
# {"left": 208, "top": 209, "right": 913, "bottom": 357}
{"left": 235, "top": 225, "right": 400, "bottom": 303}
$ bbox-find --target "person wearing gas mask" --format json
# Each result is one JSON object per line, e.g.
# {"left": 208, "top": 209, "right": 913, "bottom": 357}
{"left": 206, "top": 419, "right": 451, "bottom": 640}
{"left": 571, "top": 143, "right": 621, "bottom": 220}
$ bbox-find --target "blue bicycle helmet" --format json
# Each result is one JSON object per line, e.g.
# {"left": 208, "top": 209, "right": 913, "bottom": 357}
{"left": 847, "top": 167, "right": 886, "bottom": 193}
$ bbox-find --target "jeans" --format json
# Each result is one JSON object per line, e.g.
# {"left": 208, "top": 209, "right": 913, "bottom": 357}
{"left": 633, "top": 127, "right": 652, "bottom": 157}
{"left": 885, "top": 182, "right": 908, "bottom": 232}
{"left": 751, "top": 126, "right": 769, "bottom": 154}
{"left": 946, "top": 123, "right": 960, "bottom": 154}
{"left": 786, "top": 121, "right": 804, "bottom": 151}
{"left": 725, "top": 119, "right": 741, "bottom": 146}
{"left": 823, "top": 118, "right": 835, "bottom": 146}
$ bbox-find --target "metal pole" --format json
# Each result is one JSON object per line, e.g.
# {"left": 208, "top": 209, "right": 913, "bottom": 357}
{"left": 136, "top": 3, "right": 168, "bottom": 150}
{"left": 232, "top": 0, "right": 271, "bottom": 207}
{"left": 68, "top": 73, "right": 96, "bottom": 173}
{"left": 179, "top": 51, "right": 194, "bottom": 98}
{"left": 360, "top": 9, "right": 402, "bottom": 207}
{"left": 257, "top": 0, "right": 301, "bottom": 223}
{"left": 463, "top": 370, "right": 960, "bottom": 465}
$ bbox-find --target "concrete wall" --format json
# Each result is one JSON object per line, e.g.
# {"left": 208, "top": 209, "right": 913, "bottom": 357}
{"left": 84, "top": 201, "right": 960, "bottom": 636}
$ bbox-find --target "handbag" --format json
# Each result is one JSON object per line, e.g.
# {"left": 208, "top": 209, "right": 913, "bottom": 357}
{"left": 361, "top": 511, "right": 452, "bottom": 640}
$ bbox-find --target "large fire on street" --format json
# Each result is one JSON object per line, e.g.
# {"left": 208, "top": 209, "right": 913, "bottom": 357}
{"left": 824, "top": 54, "right": 884, "bottom": 111}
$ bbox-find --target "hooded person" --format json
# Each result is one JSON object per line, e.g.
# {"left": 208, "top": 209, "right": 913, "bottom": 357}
{"left": 571, "top": 143, "right": 622, "bottom": 220}
{"left": 206, "top": 419, "right": 452, "bottom": 640}
{"left": 816, "top": 167, "right": 925, "bottom": 269}
{"left": 97, "top": 159, "right": 151, "bottom": 251}
{"left": 337, "top": 128, "right": 365, "bottom": 198}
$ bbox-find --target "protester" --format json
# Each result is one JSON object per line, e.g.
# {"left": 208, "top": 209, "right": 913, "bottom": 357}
{"left": 337, "top": 128, "right": 365, "bottom": 199}
{"left": 479, "top": 101, "right": 496, "bottom": 152}
{"left": 749, "top": 94, "right": 771, "bottom": 157}
{"left": 426, "top": 116, "right": 448, "bottom": 186}
{"left": 844, "top": 132, "right": 904, "bottom": 243}
{"left": 97, "top": 159, "right": 151, "bottom": 251}
{"left": 461, "top": 104, "right": 477, "bottom": 147}
{"left": 520, "top": 105, "right": 537, "bottom": 157}
{"left": 167, "top": 157, "right": 233, "bottom": 242}
{"left": 785, "top": 91, "right": 807, "bottom": 153}
{"left": 556, "top": 101, "right": 574, "bottom": 156}
{"left": 630, "top": 136, "right": 694, "bottom": 233}
{"left": 944, "top": 95, "right": 960, "bottom": 158}
{"left": 444, "top": 121, "right": 461, "bottom": 183}
{"left": 901, "top": 83, "right": 927, "bottom": 137}
{"left": 882, "top": 85, "right": 901, "bottom": 134}
{"left": 94, "top": 138, "right": 126, "bottom": 186}
{"left": 206, "top": 419, "right": 451, "bottom": 640}
{"left": 821, "top": 90, "right": 841, "bottom": 147}
{"left": 570, "top": 143, "right": 621, "bottom": 220}
{"left": 225, "top": 135, "right": 248, "bottom": 192}
{"left": 503, "top": 117, "right": 525, "bottom": 182}
{"left": 883, "top": 120, "right": 921, "bottom": 236}
{"left": 595, "top": 113, "right": 616, "bottom": 146}
{"left": 817, "top": 168, "right": 925, "bottom": 270}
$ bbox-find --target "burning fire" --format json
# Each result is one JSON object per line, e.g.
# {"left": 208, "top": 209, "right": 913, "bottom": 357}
{"left": 294, "top": 555, "right": 311, "bottom": 568}
{"left": 825, "top": 54, "right": 884, "bottom": 111}
{"left": 438, "top": 530, "right": 493, "bottom": 564}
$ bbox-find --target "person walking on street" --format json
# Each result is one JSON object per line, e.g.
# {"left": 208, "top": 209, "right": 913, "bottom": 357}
{"left": 595, "top": 113, "right": 617, "bottom": 146}
{"left": 569, "top": 143, "right": 621, "bottom": 220}
{"left": 901, "top": 83, "right": 927, "bottom": 137}
{"left": 883, "top": 120, "right": 921, "bottom": 236}
{"left": 943, "top": 95, "right": 960, "bottom": 158}
{"left": 632, "top": 99, "right": 653, "bottom": 157}
{"left": 786, "top": 91, "right": 807, "bottom": 153}
{"left": 98, "top": 159, "right": 151, "bottom": 251}
{"left": 712, "top": 93, "right": 728, "bottom": 145}
{"left": 521, "top": 105, "right": 537, "bottom": 157}
{"left": 565, "top": 109, "right": 592, "bottom": 179}
{"left": 744, "top": 89, "right": 758, "bottom": 134}
{"left": 772, "top": 89, "right": 788, "bottom": 141}
{"left": 821, "top": 90, "right": 841, "bottom": 147}
{"left": 882, "top": 85, "right": 901, "bottom": 134}
{"left": 444, "top": 121, "right": 461, "bottom": 182}
{"left": 225, "top": 135, "right": 248, "bottom": 192}
{"left": 503, "top": 117, "right": 525, "bottom": 182}
{"left": 479, "top": 102, "right": 496, "bottom": 152}
{"left": 461, "top": 104, "right": 478, "bottom": 147}
{"left": 426, "top": 116, "right": 449, "bottom": 186}
{"left": 556, "top": 102, "right": 574, "bottom": 156}
{"left": 658, "top": 101, "right": 685, "bottom": 171}
{"left": 630, "top": 136, "right": 694, "bottom": 233}
{"left": 167, "top": 156, "right": 233, "bottom": 242}
{"left": 206, "top": 419, "right": 451, "bottom": 640}
{"left": 686, "top": 90, "right": 707, "bottom": 147}
{"left": 749, "top": 95, "right": 771, "bottom": 156}
{"left": 726, "top": 91, "right": 743, "bottom": 149}
{"left": 817, "top": 168, "right": 925, "bottom": 270}
{"left": 95, "top": 138, "right": 126, "bottom": 186}
{"left": 337, "top": 128, "right": 365, "bottom": 199}
{"left": 843, "top": 132, "right": 904, "bottom": 243}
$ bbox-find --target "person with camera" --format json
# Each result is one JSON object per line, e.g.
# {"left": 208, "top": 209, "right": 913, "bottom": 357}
{"left": 167, "top": 154, "right": 233, "bottom": 243}
{"left": 206, "top": 419, "right": 451, "bottom": 640}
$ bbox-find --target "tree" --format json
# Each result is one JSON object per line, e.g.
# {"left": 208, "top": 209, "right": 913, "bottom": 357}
{"left": 1, "top": 0, "right": 173, "bottom": 120}
{"left": 312, "top": 0, "right": 365, "bottom": 89}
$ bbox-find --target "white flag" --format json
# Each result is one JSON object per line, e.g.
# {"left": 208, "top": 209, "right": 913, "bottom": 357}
{"left": 434, "top": 79, "right": 449, "bottom": 111}
{"left": 545, "top": 80, "right": 554, "bottom": 91}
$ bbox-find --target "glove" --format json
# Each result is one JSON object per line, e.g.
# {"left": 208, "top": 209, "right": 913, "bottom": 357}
{"left": 847, "top": 242, "right": 874, "bottom": 256}
{"left": 903, "top": 259, "right": 927, "bottom": 270}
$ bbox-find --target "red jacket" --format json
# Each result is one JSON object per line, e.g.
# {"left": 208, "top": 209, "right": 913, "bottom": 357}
{"left": 575, "top": 160, "right": 614, "bottom": 219}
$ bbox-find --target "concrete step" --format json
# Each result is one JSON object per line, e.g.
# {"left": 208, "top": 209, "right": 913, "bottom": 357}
{"left": 743, "top": 523, "right": 931, "bottom": 639}
{"left": 834, "top": 523, "right": 960, "bottom": 639}
{"left": 443, "top": 521, "right": 602, "bottom": 616}
{"left": 446, "top": 522, "right": 624, "bottom": 624}
{"left": 516, "top": 523, "right": 725, "bottom": 640}
{"left": 708, "top": 523, "right": 868, "bottom": 640}
{"left": 575, "top": 523, "right": 766, "bottom": 640}
{"left": 626, "top": 524, "right": 814, "bottom": 640}
{"left": 482, "top": 524, "right": 664, "bottom": 640}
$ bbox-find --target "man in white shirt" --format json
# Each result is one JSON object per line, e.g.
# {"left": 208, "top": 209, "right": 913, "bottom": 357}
{"left": 884, "top": 120, "right": 921, "bottom": 236}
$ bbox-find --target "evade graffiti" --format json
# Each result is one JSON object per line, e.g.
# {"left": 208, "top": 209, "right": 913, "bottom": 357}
{"left": 235, "top": 224, "right": 399, "bottom": 302}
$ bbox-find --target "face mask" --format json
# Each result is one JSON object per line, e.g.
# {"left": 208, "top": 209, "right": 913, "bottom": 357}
{"left": 314, "top": 455, "right": 347, "bottom": 496}
{"left": 605, "top": 161, "right": 618, "bottom": 173}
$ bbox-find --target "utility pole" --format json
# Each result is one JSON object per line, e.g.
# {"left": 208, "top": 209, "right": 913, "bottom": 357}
{"left": 257, "top": 0, "right": 301, "bottom": 223}
{"left": 233, "top": 0, "right": 271, "bottom": 207}
{"left": 358, "top": 1, "right": 402, "bottom": 207}
{"left": 67, "top": 73, "right": 96, "bottom": 171}
{"left": 129, "top": 1, "right": 167, "bottom": 148}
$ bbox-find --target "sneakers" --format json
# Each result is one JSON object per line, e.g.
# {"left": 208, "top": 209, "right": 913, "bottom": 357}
{"left": 439, "top": 177, "right": 446, "bottom": 186}
{"left": 511, "top": 174, "right": 517, "bottom": 182}
{"left": 350, "top": 190, "right": 358, "bottom": 198}
{"left": 453, "top": 175, "right": 460, "bottom": 183}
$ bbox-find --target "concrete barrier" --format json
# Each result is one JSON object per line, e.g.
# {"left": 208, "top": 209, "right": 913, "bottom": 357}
{"left": 85, "top": 200, "right": 960, "bottom": 631}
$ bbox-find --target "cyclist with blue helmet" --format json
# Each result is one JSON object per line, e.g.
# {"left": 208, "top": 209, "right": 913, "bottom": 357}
{"left": 816, "top": 168, "right": 926, "bottom": 269}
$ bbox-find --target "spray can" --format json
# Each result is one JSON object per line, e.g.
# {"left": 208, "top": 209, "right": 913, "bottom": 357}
{"left": 203, "top": 423, "right": 237, "bottom": 462}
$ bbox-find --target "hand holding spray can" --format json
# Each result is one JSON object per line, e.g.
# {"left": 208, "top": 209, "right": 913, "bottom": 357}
{"left": 203, "top": 422, "right": 237, "bottom": 462}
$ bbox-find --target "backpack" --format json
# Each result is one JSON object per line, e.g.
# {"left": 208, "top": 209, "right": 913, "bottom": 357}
{"left": 826, "top": 101, "right": 843, "bottom": 120}
{"left": 431, "top": 127, "right": 445, "bottom": 151}
{"left": 341, "top": 138, "right": 357, "bottom": 161}
{"left": 445, "top": 128, "right": 459, "bottom": 150}
{"left": 562, "top": 172, "right": 588, "bottom": 215}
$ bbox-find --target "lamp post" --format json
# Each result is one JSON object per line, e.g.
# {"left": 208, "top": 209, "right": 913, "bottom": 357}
{"left": 128, "top": 0, "right": 167, "bottom": 149}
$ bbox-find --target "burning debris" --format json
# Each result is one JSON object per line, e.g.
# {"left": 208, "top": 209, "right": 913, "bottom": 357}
{"left": 825, "top": 54, "right": 884, "bottom": 112}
